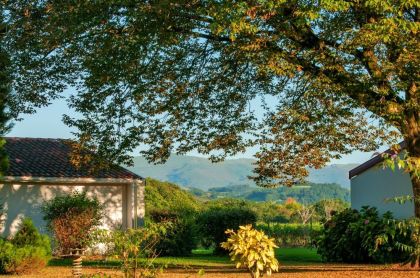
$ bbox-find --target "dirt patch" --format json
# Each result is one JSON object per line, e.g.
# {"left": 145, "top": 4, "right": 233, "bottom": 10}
{"left": 1, "top": 265, "right": 418, "bottom": 278}
{"left": 160, "top": 265, "right": 419, "bottom": 278}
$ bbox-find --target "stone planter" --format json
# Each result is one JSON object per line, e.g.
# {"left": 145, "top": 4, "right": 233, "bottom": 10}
{"left": 61, "top": 248, "right": 86, "bottom": 278}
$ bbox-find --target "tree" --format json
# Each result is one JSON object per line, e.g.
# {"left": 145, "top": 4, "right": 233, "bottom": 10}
{"left": 295, "top": 203, "right": 315, "bottom": 225}
{"left": 2, "top": 2, "right": 419, "bottom": 215}
{"left": 314, "top": 199, "right": 349, "bottom": 222}
{"left": 0, "top": 10, "right": 12, "bottom": 175}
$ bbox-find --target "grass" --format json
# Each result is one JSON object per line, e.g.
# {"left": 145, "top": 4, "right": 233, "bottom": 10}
{"left": 49, "top": 247, "right": 322, "bottom": 268}
{"left": 276, "top": 248, "right": 322, "bottom": 265}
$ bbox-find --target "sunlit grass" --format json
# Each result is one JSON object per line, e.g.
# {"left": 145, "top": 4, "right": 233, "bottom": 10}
{"left": 49, "top": 247, "right": 322, "bottom": 268}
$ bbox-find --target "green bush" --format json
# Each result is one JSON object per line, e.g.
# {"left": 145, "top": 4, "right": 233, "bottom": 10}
{"left": 11, "top": 218, "right": 51, "bottom": 251}
{"left": 145, "top": 178, "right": 200, "bottom": 218}
{"left": 317, "top": 206, "right": 411, "bottom": 263}
{"left": 221, "top": 225, "right": 279, "bottom": 278}
{"left": 197, "top": 200, "right": 257, "bottom": 254}
{"left": 149, "top": 209, "right": 198, "bottom": 256}
{"left": 42, "top": 191, "right": 103, "bottom": 254}
{"left": 257, "top": 223, "right": 322, "bottom": 247}
{"left": 0, "top": 218, "right": 51, "bottom": 274}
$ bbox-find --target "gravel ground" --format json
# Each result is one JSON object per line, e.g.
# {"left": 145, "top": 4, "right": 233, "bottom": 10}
{"left": 1, "top": 265, "right": 419, "bottom": 278}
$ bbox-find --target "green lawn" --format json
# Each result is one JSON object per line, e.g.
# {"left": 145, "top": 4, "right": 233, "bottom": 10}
{"left": 275, "top": 248, "right": 322, "bottom": 265}
{"left": 49, "top": 247, "right": 322, "bottom": 268}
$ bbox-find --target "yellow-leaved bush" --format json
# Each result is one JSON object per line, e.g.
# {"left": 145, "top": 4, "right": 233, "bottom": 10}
{"left": 221, "top": 225, "right": 279, "bottom": 278}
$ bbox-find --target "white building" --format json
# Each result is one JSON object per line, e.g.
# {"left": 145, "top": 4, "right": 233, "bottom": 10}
{"left": 0, "top": 137, "right": 145, "bottom": 236}
{"left": 349, "top": 142, "right": 414, "bottom": 219}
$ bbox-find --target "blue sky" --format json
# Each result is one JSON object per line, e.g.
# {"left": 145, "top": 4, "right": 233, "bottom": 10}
{"left": 7, "top": 94, "right": 387, "bottom": 165}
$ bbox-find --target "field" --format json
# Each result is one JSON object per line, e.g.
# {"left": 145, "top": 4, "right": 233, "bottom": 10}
{"left": 2, "top": 248, "right": 418, "bottom": 278}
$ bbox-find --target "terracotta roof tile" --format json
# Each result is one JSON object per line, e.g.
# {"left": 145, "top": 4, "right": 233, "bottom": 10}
{"left": 3, "top": 137, "right": 142, "bottom": 180}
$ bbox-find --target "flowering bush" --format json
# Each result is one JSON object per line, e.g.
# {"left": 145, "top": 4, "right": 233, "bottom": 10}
{"left": 221, "top": 225, "right": 279, "bottom": 278}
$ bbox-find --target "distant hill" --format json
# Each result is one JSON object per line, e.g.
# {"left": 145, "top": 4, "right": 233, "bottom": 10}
{"left": 307, "top": 164, "right": 358, "bottom": 189}
{"left": 129, "top": 155, "right": 357, "bottom": 190}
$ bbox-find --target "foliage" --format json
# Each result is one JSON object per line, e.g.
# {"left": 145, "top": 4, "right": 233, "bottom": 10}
{"left": 3, "top": 0, "right": 419, "bottom": 189}
{"left": 0, "top": 219, "right": 50, "bottom": 274}
{"left": 11, "top": 218, "right": 51, "bottom": 253}
{"left": 197, "top": 199, "right": 257, "bottom": 254}
{"left": 42, "top": 191, "right": 103, "bottom": 254}
{"left": 313, "top": 199, "right": 349, "bottom": 222}
{"left": 381, "top": 195, "right": 420, "bottom": 267}
{"left": 253, "top": 201, "right": 289, "bottom": 224}
{"left": 148, "top": 209, "right": 198, "bottom": 256}
{"left": 221, "top": 225, "right": 279, "bottom": 278}
{"left": 92, "top": 225, "right": 167, "bottom": 278}
{"left": 382, "top": 146, "right": 420, "bottom": 178}
{"left": 317, "top": 207, "right": 412, "bottom": 263}
{"left": 0, "top": 26, "right": 11, "bottom": 176}
{"left": 376, "top": 217, "right": 420, "bottom": 267}
{"left": 258, "top": 223, "right": 322, "bottom": 248}
{"left": 293, "top": 204, "right": 315, "bottom": 225}
{"left": 200, "top": 183, "right": 350, "bottom": 204}
{"left": 0, "top": 240, "right": 50, "bottom": 275}
{"left": 145, "top": 178, "right": 200, "bottom": 218}
{"left": 145, "top": 178, "right": 200, "bottom": 256}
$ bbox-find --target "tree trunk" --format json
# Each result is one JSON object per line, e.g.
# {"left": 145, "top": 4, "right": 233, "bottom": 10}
{"left": 403, "top": 80, "right": 419, "bottom": 218}
{"left": 404, "top": 112, "right": 420, "bottom": 218}
{"left": 407, "top": 141, "right": 420, "bottom": 218}
{"left": 412, "top": 174, "right": 420, "bottom": 218}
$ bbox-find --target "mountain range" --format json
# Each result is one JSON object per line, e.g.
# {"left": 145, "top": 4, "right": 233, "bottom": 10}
{"left": 128, "top": 155, "right": 358, "bottom": 190}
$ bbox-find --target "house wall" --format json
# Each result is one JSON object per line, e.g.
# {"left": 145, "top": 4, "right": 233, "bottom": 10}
{"left": 0, "top": 183, "right": 126, "bottom": 236}
{"left": 350, "top": 164, "right": 414, "bottom": 219}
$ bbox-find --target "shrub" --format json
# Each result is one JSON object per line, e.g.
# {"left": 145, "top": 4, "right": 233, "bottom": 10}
{"left": 92, "top": 224, "right": 166, "bottom": 278}
{"left": 317, "top": 206, "right": 411, "bottom": 263}
{"left": 197, "top": 201, "right": 257, "bottom": 254}
{"left": 11, "top": 218, "right": 51, "bottom": 251}
{"left": 257, "top": 223, "right": 322, "bottom": 247}
{"left": 149, "top": 209, "right": 197, "bottom": 256}
{"left": 145, "top": 178, "right": 200, "bottom": 217}
{"left": 221, "top": 225, "right": 279, "bottom": 278}
{"left": 42, "top": 191, "right": 103, "bottom": 254}
{"left": 0, "top": 218, "right": 51, "bottom": 274}
{"left": 376, "top": 217, "right": 420, "bottom": 267}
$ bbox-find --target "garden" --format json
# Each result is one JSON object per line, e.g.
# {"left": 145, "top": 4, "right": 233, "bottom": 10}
{"left": 0, "top": 180, "right": 419, "bottom": 278}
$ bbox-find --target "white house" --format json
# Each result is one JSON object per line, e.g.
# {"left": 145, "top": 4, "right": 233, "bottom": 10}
{"left": 0, "top": 137, "right": 145, "bottom": 236}
{"left": 349, "top": 141, "right": 414, "bottom": 219}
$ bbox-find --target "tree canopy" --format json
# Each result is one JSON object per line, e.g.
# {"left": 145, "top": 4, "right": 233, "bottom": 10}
{"left": 1, "top": 1, "right": 419, "bottom": 212}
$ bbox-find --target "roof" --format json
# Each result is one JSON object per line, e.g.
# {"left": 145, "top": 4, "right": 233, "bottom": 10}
{"left": 349, "top": 141, "right": 406, "bottom": 179}
{"left": 2, "top": 137, "right": 142, "bottom": 180}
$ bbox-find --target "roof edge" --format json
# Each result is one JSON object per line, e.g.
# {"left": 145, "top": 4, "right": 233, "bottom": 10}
{"left": 349, "top": 141, "right": 406, "bottom": 179}
{"left": 0, "top": 176, "right": 144, "bottom": 184}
